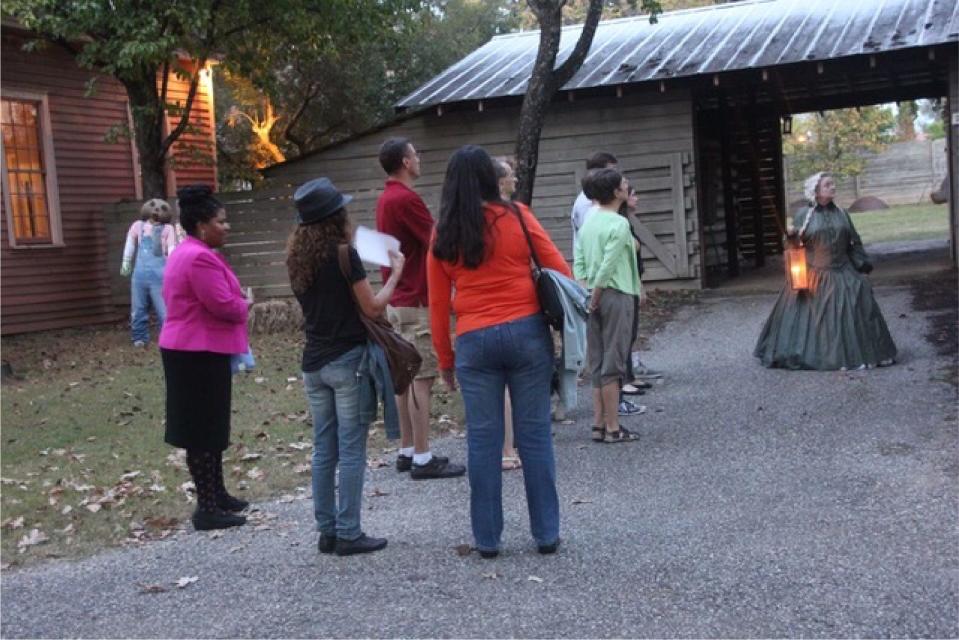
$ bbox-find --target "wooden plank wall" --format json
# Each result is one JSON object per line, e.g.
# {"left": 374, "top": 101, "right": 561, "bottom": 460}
{"left": 263, "top": 89, "right": 700, "bottom": 293}
{"left": 949, "top": 54, "right": 958, "bottom": 266}
{"left": 1, "top": 31, "right": 134, "bottom": 334}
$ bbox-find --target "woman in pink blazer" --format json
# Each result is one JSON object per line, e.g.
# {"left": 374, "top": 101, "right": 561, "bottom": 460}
{"left": 159, "top": 185, "right": 250, "bottom": 532}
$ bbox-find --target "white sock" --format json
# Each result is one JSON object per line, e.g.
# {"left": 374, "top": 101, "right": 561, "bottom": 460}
{"left": 399, "top": 447, "right": 414, "bottom": 458}
{"left": 413, "top": 451, "right": 433, "bottom": 466}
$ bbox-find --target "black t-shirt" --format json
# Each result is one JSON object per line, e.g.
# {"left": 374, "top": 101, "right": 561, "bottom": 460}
{"left": 297, "top": 247, "right": 368, "bottom": 372}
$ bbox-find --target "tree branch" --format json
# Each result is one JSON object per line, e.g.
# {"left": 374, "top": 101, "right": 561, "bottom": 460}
{"left": 554, "top": 0, "right": 602, "bottom": 87}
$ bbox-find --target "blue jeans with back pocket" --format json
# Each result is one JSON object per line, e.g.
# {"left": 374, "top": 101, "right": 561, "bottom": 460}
{"left": 454, "top": 314, "right": 560, "bottom": 552}
{"left": 302, "top": 345, "right": 368, "bottom": 541}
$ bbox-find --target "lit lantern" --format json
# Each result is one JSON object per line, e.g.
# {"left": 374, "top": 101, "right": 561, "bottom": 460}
{"left": 784, "top": 244, "right": 809, "bottom": 291}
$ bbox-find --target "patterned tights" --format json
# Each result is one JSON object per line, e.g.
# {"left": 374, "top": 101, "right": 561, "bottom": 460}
{"left": 186, "top": 449, "right": 230, "bottom": 513}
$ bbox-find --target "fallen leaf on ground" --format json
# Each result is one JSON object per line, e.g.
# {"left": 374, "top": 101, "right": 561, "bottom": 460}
{"left": 278, "top": 494, "right": 295, "bottom": 503}
{"left": 85, "top": 503, "right": 102, "bottom": 513}
{"left": 293, "top": 464, "right": 310, "bottom": 474}
{"left": 366, "top": 457, "right": 389, "bottom": 469}
{"left": 287, "top": 442, "right": 310, "bottom": 451}
{"left": 366, "top": 487, "right": 390, "bottom": 498}
{"left": 175, "top": 576, "right": 199, "bottom": 589}
{"left": 246, "top": 467, "right": 265, "bottom": 480}
{"left": 571, "top": 497, "right": 593, "bottom": 505}
{"left": 454, "top": 544, "right": 472, "bottom": 557}
{"left": 527, "top": 575, "right": 544, "bottom": 583}
{"left": 2, "top": 516, "right": 25, "bottom": 530}
{"left": 120, "top": 471, "right": 141, "bottom": 481}
{"left": 481, "top": 571, "right": 499, "bottom": 580}
{"left": 138, "top": 583, "right": 168, "bottom": 594}
{"left": 17, "top": 528, "right": 49, "bottom": 550}
{"left": 241, "top": 453, "right": 262, "bottom": 461}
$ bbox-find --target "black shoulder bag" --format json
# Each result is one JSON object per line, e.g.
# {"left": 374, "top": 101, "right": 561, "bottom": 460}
{"left": 508, "top": 204, "right": 565, "bottom": 330}
{"left": 337, "top": 245, "right": 422, "bottom": 395}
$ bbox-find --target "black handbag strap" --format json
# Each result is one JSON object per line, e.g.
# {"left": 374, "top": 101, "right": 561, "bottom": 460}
{"left": 506, "top": 202, "right": 543, "bottom": 274}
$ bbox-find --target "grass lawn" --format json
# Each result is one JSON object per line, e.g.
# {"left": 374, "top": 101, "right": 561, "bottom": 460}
{"left": 851, "top": 203, "right": 951, "bottom": 245}
{"left": 0, "top": 324, "right": 464, "bottom": 569}
{"left": 0, "top": 290, "right": 693, "bottom": 568}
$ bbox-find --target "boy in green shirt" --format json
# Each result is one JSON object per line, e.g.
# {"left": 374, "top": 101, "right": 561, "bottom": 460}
{"left": 573, "top": 168, "right": 642, "bottom": 444}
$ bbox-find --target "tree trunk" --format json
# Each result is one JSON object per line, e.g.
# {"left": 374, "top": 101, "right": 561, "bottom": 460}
{"left": 513, "top": 3, "right": 564, "bottom": 205}
{"left": 513, "top": 0, "right": 605, "bottom": 205}
{"left": 123, "top": 75, "right": 167, "bottom": 199}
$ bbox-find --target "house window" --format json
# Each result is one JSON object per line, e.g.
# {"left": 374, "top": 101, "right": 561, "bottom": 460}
{"left": 1, "top": 93, "right": 61, "bottom": 246}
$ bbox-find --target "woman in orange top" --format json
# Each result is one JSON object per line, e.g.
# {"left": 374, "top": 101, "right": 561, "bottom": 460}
{"left": 428, "top": 145, "right": 571, "bottom": 558}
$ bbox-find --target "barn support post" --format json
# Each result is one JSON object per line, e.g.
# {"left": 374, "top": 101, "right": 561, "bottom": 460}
{"left": 719, "top": 95, "right": 740, "bottom": 277}
{"left": 747, "top": 94, "right": 766, "bottom": 268}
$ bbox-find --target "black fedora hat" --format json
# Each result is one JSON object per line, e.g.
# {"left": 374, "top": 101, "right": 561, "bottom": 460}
{"left": 294, "top": 177, "right": 353, "bottom": 225}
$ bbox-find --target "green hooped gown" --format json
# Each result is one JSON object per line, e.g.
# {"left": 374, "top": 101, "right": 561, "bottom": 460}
{"left": 754, "top": 202, "right": 897, "bottom": 370}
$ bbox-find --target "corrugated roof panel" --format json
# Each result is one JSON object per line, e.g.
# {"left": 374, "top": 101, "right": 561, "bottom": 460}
{"left": 396, "top": 0, "right": 959, "bottom": 109}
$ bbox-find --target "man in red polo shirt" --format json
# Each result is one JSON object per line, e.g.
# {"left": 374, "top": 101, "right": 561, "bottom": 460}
{"left": 376, "top": 137, "right": 465, "bottom": 480}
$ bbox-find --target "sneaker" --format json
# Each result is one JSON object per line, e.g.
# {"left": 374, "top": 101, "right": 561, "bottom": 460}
{"left": 216, "top": 494, "right": 249, "bottom": 512}
{"left": 132, "top": 341, "right": 147, "bottom": 348}
{"left": 617, "top": 400, "right": 646, "bottom": 417}
{"left": 621, "top": 383, "right": 646, "bottom": 395}
{"left": 410, "top": 456, "right": 465, "bottom": 480}
{"left": 538, "top": 539, "right": 561, "bottom": 555}
{"left": 192, "top": 508, "right": 246, "bottom": 531}
{"left": 478, "top": 549, "right": 499, "bottom": 559}
{"left": 334, "top": 533, "right": 387, "bottom": 556}
{"left": 396, "top": 454, "right": 448, "bottom": 473}
{"left": 318, "top": 533, "right": 336, "bottom": 554}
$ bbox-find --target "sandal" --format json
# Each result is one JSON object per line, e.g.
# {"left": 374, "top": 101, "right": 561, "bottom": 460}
{"left": 591, "top": 425, "right": 605, "bottom": 443}
{"left": 603, "top": 426, "right": 640, "bottom": 444}
{"left": 501, "top": 456, "right": 522, "bottom": 471}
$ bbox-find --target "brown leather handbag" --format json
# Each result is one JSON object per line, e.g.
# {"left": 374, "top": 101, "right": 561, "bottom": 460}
{"left": 337, "top": 244, "right": 422, "bottom": 395}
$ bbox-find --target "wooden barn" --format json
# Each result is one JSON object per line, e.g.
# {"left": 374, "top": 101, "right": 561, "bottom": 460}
{"left": 262, "top": 0, "right": 958, "bottom": 290}
{"left": 0, "top": 21, "right": 217, "bottom": 334}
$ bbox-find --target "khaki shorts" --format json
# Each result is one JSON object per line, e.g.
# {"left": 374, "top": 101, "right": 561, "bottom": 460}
{"left": 586, "top": 288, "right": 636, "bottom": 388}
{"left": 386, "top": 305, "right": 438, "bottom": 379}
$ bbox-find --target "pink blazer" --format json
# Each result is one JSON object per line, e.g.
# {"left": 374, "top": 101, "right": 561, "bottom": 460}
{"left": 159, "top": 236, "right": 249, "bottom": 354}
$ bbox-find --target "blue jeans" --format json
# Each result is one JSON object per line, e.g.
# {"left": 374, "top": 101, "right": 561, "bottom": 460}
{"left": 455, "top": 314, "right": 560, "bottom": 552}
{"left": 130, "top": 268, "right": 165, "bottom": 344}
{"left": 303, "top": 346, "right": 368, "bottom": 541}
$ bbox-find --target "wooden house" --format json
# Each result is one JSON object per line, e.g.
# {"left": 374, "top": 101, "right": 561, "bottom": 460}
{"left": 262, "top": 0, "right": 958, "bottom": 290}
{"left": 0, "top": 22, "right": 217, "bottom": 334}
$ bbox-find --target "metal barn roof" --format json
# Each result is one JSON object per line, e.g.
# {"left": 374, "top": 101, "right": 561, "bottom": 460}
{"left": 397, "top": 0, "right": 959, "bottom": 109}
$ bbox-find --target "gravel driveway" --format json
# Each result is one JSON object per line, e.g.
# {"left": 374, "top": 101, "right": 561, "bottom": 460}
{"left": 2, "top": 284, "right": 956, "bottom": 639}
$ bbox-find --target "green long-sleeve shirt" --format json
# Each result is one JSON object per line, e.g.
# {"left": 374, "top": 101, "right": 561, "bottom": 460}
{"left": 573, "top": 207, "right": 641, "bottom": 296}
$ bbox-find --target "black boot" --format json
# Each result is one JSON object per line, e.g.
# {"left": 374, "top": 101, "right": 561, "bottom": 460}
{"left": 213, "top": 451, "right": 249, "bottom": 512}
{"left": 193, "top": 508, "right": 246, "bottom": 531}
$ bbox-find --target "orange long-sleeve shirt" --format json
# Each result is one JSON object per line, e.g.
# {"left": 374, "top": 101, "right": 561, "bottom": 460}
{"left": 427, "top": 202, "right": 571, "bottom": 370}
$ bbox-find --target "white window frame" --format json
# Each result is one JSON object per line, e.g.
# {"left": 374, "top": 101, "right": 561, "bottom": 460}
{"left": 1, "top": 89, "right": 64, "bottom": 248}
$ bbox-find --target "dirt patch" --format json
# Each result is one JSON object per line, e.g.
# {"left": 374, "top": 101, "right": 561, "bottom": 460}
{"left": 910, "top": 268, "right": 958, "bottom": 387}
{"left": 635, "top": 289, "right": 701, "bottom": 350}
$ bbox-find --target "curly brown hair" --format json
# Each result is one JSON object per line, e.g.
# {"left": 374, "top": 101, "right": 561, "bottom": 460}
{"left": 286, "top": 211, "right": 350, "bottom": 295}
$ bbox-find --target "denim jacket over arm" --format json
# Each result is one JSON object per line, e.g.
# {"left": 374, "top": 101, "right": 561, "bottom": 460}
{"left": 542, "top": 268, "right": 589, "bottom": 410}
{"left": 357, "top": 342, "right": 401, "bottom": 440}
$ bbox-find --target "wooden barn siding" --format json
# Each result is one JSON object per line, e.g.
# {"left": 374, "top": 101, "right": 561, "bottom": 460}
{"left": 949, "top": 54, "right": 958, "bottom": 266}
{"left": 1, "top": 32, "right": 135, "bottom": 334}
{"left": 263, "top": 90, "right": 700, "bottom": 294}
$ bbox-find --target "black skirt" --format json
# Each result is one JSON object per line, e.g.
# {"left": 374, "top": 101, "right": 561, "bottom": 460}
{"left": 161, "top": 349, "right": 232, "bottom": 451}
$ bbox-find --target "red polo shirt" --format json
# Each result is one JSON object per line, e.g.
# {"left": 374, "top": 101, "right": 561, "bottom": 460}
{"left": 375, "top": 179, "right": 434, "bottom": 307}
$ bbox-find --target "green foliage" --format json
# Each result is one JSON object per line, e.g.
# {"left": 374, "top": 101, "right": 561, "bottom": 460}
{"left": 216, "top": 0, "right": 517, "bottom": 182}
{"left": 783, "top": 106, "right": 897, "bottom": 180}
{"left": 5, "top": 0, "right": 420, "bottom": 194}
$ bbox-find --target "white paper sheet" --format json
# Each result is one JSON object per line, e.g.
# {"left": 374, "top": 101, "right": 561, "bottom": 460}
{"left": 354, "top": 225, "right": 400, "bottom": 267}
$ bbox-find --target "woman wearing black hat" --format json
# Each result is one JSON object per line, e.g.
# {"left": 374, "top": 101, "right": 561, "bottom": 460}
{"left": 286, "top": 177, "right": 405, "bottom": 556}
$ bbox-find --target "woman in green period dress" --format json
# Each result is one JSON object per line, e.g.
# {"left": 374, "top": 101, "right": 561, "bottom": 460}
{"left": 754, "top": 172, "right": 897, "bottom": 370}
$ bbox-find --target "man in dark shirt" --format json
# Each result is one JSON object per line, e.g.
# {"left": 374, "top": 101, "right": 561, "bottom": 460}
{"left": 376, "top": 138, "right": 465, "bottom": 480}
